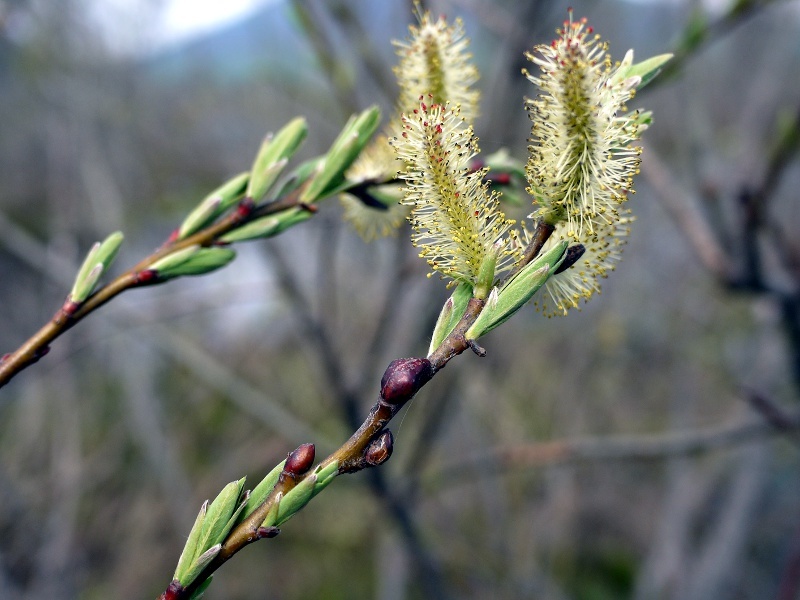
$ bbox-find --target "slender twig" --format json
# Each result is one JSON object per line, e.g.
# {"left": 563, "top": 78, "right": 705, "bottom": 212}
{"left": 268, "top": 234, "right": 453, "bottom": 598}
{"left": 0, "top": 191, "right": 312, "bottom": 389}
{"left": 649, "top": 0, "right": 788, "bottom": 88}
{"left": 427, "top": 412, "right": 800, "bottom": 489}
{"left": 290, "top": 0, "right": 360, "bottom": 117}
{"left": 158, "top": 284, "right": 487, "bottom": 600}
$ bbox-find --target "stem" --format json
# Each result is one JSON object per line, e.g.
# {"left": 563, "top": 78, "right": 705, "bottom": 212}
{"left": 0, "top": 192, "right": 309, "bottom": 389}
{"left": 158, "top": 292, "right": 488, "bottom": 600}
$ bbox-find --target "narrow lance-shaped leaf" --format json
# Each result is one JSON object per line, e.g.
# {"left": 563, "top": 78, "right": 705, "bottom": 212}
{"left": 149, "top": 246, "right": 236, "bottom": 279}
{"left": 69, "top": 231, "right": 124, "bottom": 304}
{"left": 219, "top": 207, "right": 313, "bottom": 244}
{"left": 178, "top": 172, "right": 250, "bottom": 239}
{"left": 194, "top": 478, "right": 246, "bottom": 555}
{"left": 466, "top": 241, "right": 568, "bottom": 340}
{"left": 300, "top": 106, "right": 381, "bottom": 203}
{"left": 180, "top": 544, "right": 221, "bottom": 588}
{"left": 610, "top": 51, "right": 673, "bottom": 91}
{"left": 247, "top": 117, "right": 308, "bottom": 201}
{"left": 240, "top": 459, "right": 285, "bottom": 520}
{"left": 274, "top": 474, "right": 317, "bottom": 526}
{"left": 428, "top": 282, "right": 473, "bottom": 356}
{"left": 173, "top": 501, "right": 209, "bottom": 583}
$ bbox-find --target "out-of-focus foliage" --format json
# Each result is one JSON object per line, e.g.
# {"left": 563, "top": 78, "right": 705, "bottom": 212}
{"left": 1, "top": 1, "right": 799, "bottom": 599}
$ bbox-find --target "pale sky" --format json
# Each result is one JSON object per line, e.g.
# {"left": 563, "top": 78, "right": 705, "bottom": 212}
{"left": 154, "top": 0, "right": 279, "bottom": 46}
{"left": 77, "top": 0, "right": 281, "bottom": 56}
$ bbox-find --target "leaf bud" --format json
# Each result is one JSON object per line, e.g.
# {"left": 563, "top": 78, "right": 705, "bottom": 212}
{"left": 365, "top": 430, "right": 394, "bottom": 467}
{"left": 284, "top": 443, "right": 315, "bottom": 476}
{"left": 380, "top": 357, "right": 433, "bottom": 405}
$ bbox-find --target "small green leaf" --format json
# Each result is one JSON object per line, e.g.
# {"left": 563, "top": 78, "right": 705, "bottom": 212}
{"left": 628, "top": 54, "right": 673, "bottom": 90}
{"left": 174, "top": 500, "right": 208, "bottom": 583}
{"left": 428, "top": 282, "right": 472, "bottom": 355}
{"left": 300, "top": 106, "right": 381, "bottom": 203}
{"left": 275, "top": 475, "right": 316, "bottom": 526}
{"left": 311, "top": 460, "right": 339, "bottom": 497}
{"left": 178, "top": 172, "right": 250, "bottom": 239}
{"left": 473, "top": 244, "right": 499, "bottom": 300}
{"left": 260, "top": 492, "right": 282, "bottom": 528}
{"left": 195, "top": 478, "right": 246, "bottom": 556}
{"left": 219, "top": 207, "right": 313, "bottom": 243}
{"left": 69, "top": 231, "right": 124, "bottom": 303}
{"left": 181, "top": 544, "right": 221, "bottom": 588}
{"left": 466, "top": 241, "right": 568, "bottom": 340}
{"left": 150, "top": 246, "right": 236, "bottom": 279}
{"left": 241, "top": 460, "right": 285, "bottom": 521}
{"left": 247, "top": 117, "right": 308, "bottom": 201}
{"left": 219, "top": 491, "right": 250, "bottom": 545}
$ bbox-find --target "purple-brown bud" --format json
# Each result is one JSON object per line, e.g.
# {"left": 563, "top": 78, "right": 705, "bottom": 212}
{"left": 365, "top": 430, "right": 394, "bottom": 467}
{"left": 135, "top": 269, "right": 158, "bottom": 285}
{"left": 554, "top": 244, "right": 586, "bottom": 274}
{"left": 380, "top": 357, "right": 433, "bottom": 405}
{"left": 284, "top": 443, "right": 315, "bottom": 476}
{"left": 257, "top": 526, "right": 281, "bottom": 539}
{"left": 160, "top": 580, "right": 184, "bottom": 600}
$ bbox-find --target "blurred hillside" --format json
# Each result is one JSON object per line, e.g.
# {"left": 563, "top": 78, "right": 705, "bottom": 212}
{"left": 1, "top": 0, "right": 800, "bottom": 599}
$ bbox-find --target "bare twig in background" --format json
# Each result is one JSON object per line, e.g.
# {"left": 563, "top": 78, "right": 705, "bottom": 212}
{"left": 432, "top": 412, "right": 800, "bottom": 487}
{"left": 640, "top": 142, "right": 734, "bottom": 279}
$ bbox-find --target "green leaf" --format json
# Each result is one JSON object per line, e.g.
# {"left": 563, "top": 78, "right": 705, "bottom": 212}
{"left": 247, "top": 117, "right": 308, "bottom": 201}
{"left": 628, "top": 54, "right": 673, "bottom": 90}
{"left": 428, "top": 282, "right": 472, "bottom": 355}
{"left": 150, "top": 246, "right": 236, "bottom": 279}
{"left": 275, "top": 475, "right": 316, "bottom": 526}
{"left": 178, "top": 172, "right": 249, "bottom": 239}
{"left": 69, "top": 231, "right": 124, "bottom": 303}
{"left": 240, "top": 459, "right": 285, "bottom": 521}
{"left": 300, "top": 106, "right": 381, "bottom": 203}
{"left": 260, "top": 492, "right": 282, "bottom": 528}
{"left": 219, "top": 207, "right": 313, "bottom": 243}
{"left": 195, "top": 478, "right": 246, "bottom": 555}
{"left": 465, "top": 241, "right": 568, "bottom": 340}
{"left": 310, "top": 460, "right": 339, "bottom": 497}
{"left": 181, "top": 544, "right": 221, "bottom": 588}
{"left": 174, "top": 500, "right": 208, "bottom": 583}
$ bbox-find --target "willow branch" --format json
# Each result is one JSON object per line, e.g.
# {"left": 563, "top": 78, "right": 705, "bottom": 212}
{"left": 159, "top": 288, "right": 487, "bottom": 600}
{"left": 0, "top": 192, "right": 311, "bottom": 389}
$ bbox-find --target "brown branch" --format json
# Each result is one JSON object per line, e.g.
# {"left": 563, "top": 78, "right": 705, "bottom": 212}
{"left": 0, "top": 192, "right": 311, "bottom": 389}
{"left": 157, "top": 287, "right": 488, "bottom": 599}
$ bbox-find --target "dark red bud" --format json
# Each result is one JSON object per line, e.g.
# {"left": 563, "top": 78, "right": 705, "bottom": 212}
{"left": 380, "top": 357, "right": 433, "bottom": 405}
{"left": 257, "top": 526, "right": 280, "bottom": 539}
{"left": 136, "top": 269, "right": 158, "bottom": 285}
{"left": 236, "top": 198, "right": 255, "bottom": 219}
{"left": 365, "top": 430, "right": 394, "bottom": 467}
{"left": 554, "top": 244, "right": 586, "bottom": 274}
{"left": 491, "top": 173, "right": 511, "bottom": 185}
{"left": 160, "top": 580, "right": 184, "bottom": 600}
{"left": 284, "top": 443, "right": 315, "bottom": 476}
{"left": 61, "top": 299, "right": 81, "bottom": 317}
